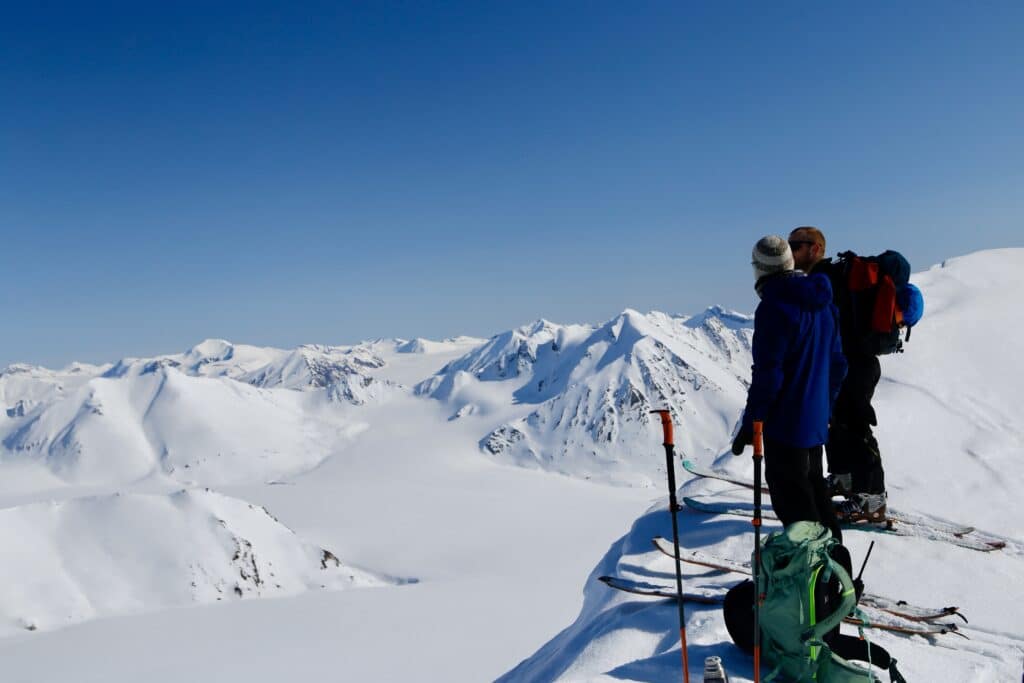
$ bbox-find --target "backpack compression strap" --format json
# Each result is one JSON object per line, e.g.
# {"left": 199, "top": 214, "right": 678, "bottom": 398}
{"left": 800, "top": 554, "right": 857, "bottom": 644}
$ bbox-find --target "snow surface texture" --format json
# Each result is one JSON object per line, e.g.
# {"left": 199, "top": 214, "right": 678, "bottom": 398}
{"left": 0, "top": 250, "right": 1021, "bottom": 682}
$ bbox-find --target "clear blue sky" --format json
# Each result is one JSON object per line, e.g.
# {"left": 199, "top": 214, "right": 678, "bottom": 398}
{"left": 2, "top": 1, "right": 1021, "bottom": 368}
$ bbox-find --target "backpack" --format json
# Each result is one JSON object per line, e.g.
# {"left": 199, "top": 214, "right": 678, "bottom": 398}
{"left": 835, "top": 250, "right": 921, "bottom": 356}
{"left": 723, "top": 522, "right": 903, "bottom": 682}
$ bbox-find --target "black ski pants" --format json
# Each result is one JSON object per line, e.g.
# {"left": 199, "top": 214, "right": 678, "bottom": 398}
{"left": 826, "top": 354, "right": 885, "bottom": 495}
{"left": 764, "top": 439, "right": 842, "bottom": 543}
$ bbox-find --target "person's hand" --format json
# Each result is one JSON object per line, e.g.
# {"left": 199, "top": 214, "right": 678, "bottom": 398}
{"left": 853, "top": 578, "right": 864, "bottom": 601}
{"left": 731, "top": 426, "right": 753, "bottom": 455}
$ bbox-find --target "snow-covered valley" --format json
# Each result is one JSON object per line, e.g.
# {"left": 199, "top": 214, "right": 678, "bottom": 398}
{"left": 1, "top": 249, "right": 1022, "bottom": 681}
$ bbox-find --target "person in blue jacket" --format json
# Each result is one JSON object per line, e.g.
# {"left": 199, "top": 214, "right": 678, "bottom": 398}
{"left": 731, "top": 235, "right": 848, "bottom": 540}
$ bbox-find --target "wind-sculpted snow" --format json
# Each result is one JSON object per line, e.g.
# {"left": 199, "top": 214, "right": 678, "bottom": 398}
{"left": 0, "top": 489, "right": 394, "bottom": 637}
{"left": 424, "top": 308, "right": 753, "bottom": 486}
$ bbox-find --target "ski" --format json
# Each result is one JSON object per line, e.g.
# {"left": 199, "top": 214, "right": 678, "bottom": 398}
{"left": 682, "top": 458, "right": 981, "bottom": 538}
{"left": 651, "top": 538, "right": 967, "bottom": 623}
{"left": 598, "top": 576, "right": 965, "bottom": 637}
{"left": 680, "top": 495, "right": 1002, "bottom": 552}
{"left": 597, "top": 576, "right": 724, "bottom": 604}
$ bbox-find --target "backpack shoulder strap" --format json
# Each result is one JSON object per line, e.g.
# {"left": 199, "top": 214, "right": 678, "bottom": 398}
{"left": 801, "top": 549, "right": 857, "bottom": 643}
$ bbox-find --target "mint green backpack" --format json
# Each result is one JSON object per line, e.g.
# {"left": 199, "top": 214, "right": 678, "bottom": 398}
{"left": 755, "top": 521, "right": 877, "bottom": 682}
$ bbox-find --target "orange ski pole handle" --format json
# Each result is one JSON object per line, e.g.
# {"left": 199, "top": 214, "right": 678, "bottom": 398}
{"left": 651, "top": 409, "right": 674, "bottom": 447}
{"left": 753, "top": 420, "right": 764, "bottom": 457}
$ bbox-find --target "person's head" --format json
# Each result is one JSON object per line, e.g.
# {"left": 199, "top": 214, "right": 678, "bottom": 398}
{"left": 751, "top": 235, "right": 794, "bottom": 295}
{"left": 787, "top": 226, "right": 826, "bottom": 272}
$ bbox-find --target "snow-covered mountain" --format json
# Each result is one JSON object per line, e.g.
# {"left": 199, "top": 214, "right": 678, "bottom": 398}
{"left": 419, "top": 307, "right": 753, "bottom": 485}
{"left": 0, "top": 488, "right": 393, "bottom": 637}
{"left": 0, "top": 338, "right": 460, "bottom": 488}
{"left": 1, "top": 365, "right": 368, "bottom": 486}
{"left": 104, "top": 339, "right": 392, "bottom": 397}
{"left": 0, "top": 362, "right": 112, "bottom": 420}
{"left": 397, "top": 335, "right": 484, "bottom": 354}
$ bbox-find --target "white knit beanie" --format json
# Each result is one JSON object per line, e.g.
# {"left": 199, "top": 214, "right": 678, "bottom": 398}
{"left": 751, "top": 235, "right": 794, "bottom": 283}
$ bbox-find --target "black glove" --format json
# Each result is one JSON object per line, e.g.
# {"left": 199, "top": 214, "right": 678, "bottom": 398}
{"left": 888, "top": 659, "right": 907, "bottom": 683}
{"left": 731, "top": 426, "right": 753, "bottom": 455}
{"left": 853, "top": 578, "right": 864, "bottom": 602}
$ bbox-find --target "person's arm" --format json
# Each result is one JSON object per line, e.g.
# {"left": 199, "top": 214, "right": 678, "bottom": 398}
{"left": 742, "top": 301, "right": 790, "bottom": 431}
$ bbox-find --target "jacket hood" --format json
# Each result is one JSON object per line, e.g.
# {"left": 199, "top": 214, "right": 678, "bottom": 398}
{"left": 760, "top": 271, "right": 833, "bottom": 311}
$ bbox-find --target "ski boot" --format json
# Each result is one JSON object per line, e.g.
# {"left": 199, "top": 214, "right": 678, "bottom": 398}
{"left": 834, "top": 492, "right": 887, "bottom": 524}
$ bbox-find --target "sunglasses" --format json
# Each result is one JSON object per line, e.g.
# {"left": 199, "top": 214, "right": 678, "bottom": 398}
{"left": 788, "top": 240, "right": 815, "bottom": 251}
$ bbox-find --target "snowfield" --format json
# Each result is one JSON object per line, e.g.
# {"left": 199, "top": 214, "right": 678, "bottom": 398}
{"left": 0, "top": 249, "right": 1021, "bottom": 682}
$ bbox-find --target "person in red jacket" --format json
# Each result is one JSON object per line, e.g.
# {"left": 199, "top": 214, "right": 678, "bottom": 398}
{"left": 732, "top": 235, "right": 847, "bottom": 540}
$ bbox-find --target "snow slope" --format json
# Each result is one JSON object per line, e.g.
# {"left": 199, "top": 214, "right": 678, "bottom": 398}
{"left": 0, "top": 489, "right": 391, "bottom": 637}
{"left": 1, "top": 365, "right": 367, "bottom": 487}
{"left": 500, "top": 248, "right": 1024, "bottom": 682}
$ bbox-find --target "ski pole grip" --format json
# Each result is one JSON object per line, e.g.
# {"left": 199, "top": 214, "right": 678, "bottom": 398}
{"left": 650, "top": 409, "right": 673, "bottom": 446}
{"left": 753, "top": 421, "right": 764, "bottom": 457}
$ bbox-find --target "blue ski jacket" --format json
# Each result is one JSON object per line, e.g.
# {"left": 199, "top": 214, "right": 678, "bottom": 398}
{"left": 742, "top": 271, "right": 847, "bottom": 448}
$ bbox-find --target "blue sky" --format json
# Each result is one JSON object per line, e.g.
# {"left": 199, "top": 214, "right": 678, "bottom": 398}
{"left": 2, "top": 1, "right": 1021, "bottom": 368}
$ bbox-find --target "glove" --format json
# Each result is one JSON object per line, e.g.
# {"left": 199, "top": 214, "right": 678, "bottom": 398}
{"left": 853, "top": 578, "right": 864, "bottom": 602}
{"left": 889, "top": 659, "right": 907, "bottom": 683}
{"left": 731, "top": 426, "right": 753, "bottom": 455}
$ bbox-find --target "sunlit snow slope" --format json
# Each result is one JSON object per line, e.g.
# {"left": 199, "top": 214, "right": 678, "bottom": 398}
{"left": 0, "top": 489, "right": 391, "bottom": 636}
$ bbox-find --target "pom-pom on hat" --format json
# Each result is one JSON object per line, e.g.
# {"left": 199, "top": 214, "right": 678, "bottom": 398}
{"left": 898, "top": 283, "right": 924, "bottom": 327}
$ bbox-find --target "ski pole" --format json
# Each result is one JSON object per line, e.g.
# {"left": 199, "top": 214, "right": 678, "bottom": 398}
{"left": 856, "top": 541, "right": 876, "bottom": 582}
{"left": 651, "top": 409, "right": 690, "bottom": 683}
{"left": 752, "top": 420, "right": 764, "bottom": 683}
